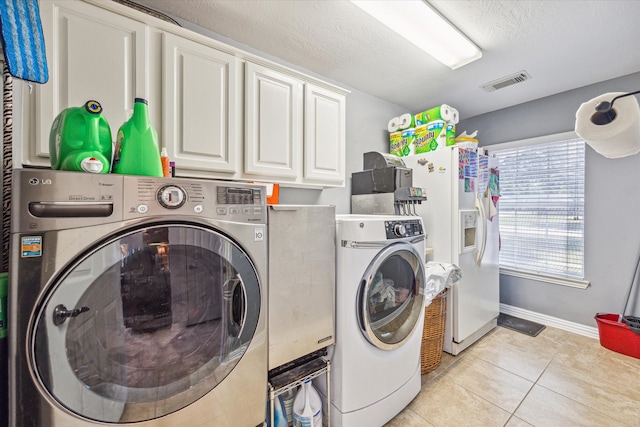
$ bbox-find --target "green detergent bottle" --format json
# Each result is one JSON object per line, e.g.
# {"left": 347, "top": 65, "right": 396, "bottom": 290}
{"left": 112, "top": 98, "right": 163, "bottom": 177}
{"left": 49, "top": 100, "right": 113, "bottom": 173}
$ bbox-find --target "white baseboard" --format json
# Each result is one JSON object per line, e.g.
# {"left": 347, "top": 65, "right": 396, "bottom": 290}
{"left": 500, "top": 304, "right": 599, "bottom": 340}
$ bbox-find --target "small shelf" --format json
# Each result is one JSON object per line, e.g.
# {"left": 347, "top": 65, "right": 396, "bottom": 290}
{"left": 268, "top": 354, "right": 330, "bottom": 427}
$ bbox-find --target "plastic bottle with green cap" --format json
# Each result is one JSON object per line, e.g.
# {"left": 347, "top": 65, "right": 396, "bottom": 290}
{"left": 112, "top": 98, "right": 163, "bottom": 177}
{"left": 49, "top": 100, "right": 113, "bottom": 173}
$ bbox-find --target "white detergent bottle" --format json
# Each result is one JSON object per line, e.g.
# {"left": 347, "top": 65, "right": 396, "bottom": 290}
{"left": 292, "top": 379, "right": 322, "bottom": 427}
{"left": 266, "top": 394, "right": 288, "bottom": 427}
{"left": 281, "top": 387, "right": 297, "bottom": 425}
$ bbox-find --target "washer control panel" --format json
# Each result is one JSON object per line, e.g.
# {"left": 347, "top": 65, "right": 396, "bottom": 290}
{"left": 12, "top": 169, "right": 267, "bottom": 232}
{"left": 385, "top": 219, "right": 423, "bottom": 239}
{"left": 122, "top": 175, "right": 265, "bottom": 223}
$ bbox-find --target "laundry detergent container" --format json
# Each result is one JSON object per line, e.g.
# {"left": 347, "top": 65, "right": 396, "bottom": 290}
{"left": 49, "top": 100, "right": 113, "bottom": 173}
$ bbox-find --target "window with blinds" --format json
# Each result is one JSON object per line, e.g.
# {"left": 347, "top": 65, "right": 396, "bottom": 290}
{"left": 494, "top": 137, "right": 585, "bottom": 280}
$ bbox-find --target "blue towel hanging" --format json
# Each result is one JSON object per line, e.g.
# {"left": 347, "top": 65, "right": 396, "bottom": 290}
{"left": 0, "top": 0, "right": 48, "bottom": 83}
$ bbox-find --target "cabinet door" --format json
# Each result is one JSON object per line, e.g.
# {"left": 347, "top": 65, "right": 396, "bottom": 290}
{"left": 245, "top": 62, "right": 302, "bottom": 179}
{"left": 162, "top": 33, "right": 240, "bottom": 175}
{"left": 304, "top": 84, "right": 346, "bottom": 185}
{"left": 35, "top": 0, "right": 148, "bottom": 163}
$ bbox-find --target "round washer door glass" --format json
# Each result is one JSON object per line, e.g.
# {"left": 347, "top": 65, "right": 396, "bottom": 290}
{"left": 32, "top": 223, "right": 261, "bottom": 423}
{"left": 360, "top": 242, "right": 425, "bottom": 350}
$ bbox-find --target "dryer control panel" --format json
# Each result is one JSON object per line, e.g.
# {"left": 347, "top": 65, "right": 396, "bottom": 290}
{"left": 385, "top": 219, "right": 423, "bottom": 239}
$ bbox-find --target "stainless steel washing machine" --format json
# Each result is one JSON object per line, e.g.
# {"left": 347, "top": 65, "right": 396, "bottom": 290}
{"left": 9, "top": 169, "right": 268, "bottom": 427}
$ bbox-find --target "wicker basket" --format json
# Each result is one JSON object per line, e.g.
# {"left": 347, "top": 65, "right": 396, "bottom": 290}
{"left": 420, "top": 289, "right": 447, "bottom": 374}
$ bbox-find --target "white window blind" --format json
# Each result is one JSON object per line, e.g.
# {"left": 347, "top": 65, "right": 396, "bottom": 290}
{"left": 494, "top": 137, "right": 585, "bottom": 280}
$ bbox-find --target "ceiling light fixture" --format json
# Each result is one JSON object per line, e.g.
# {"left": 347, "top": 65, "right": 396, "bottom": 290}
{"left": 351, "top": 0, "right": 482, "bottom": 70}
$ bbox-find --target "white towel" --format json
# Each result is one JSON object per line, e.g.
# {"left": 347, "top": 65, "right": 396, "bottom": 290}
{"left": 424, "top": 262, "right": 462, "bottom": 303}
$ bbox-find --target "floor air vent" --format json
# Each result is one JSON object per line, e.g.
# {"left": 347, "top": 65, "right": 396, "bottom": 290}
{"left": 481, "top": 71, "right": 531, "bottom": 92}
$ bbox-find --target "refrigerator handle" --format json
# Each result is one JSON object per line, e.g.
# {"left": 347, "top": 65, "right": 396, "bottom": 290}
{"left": 475, "top": 193, "right": 488, "bottom": 266}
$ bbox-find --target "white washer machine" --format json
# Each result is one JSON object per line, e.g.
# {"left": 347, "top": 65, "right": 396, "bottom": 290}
{"left": 316, "top": 214, "right": 426, "bottom": 427}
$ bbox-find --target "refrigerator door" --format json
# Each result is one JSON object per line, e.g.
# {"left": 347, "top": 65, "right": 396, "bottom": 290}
{"left": 451, "top": 147, "right": 500, "bottom": 349}
{"left": 404, "top": 147, "right": 499, "bottom": 354}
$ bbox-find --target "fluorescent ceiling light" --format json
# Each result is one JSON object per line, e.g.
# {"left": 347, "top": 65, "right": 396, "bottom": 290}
{"left": 351, "top": 0, "right": 482, "bottom": 70}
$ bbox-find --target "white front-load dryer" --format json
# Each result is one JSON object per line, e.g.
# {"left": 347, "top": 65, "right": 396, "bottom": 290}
{"left": 317, "top": 214, "right": 426, "bottom": 427}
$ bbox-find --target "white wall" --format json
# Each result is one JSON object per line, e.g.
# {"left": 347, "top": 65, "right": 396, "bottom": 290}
{"left": 460, "top": 72, "right": 640, "bottom": 327}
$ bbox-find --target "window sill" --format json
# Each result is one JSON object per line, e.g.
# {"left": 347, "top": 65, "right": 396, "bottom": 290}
{"left": 500, "top": 268, "right": 590, "bottom": 289}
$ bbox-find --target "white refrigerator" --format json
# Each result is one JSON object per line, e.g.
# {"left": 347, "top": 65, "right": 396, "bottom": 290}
{"left": 403, "top": 146, "right": 500, "bottom": 355}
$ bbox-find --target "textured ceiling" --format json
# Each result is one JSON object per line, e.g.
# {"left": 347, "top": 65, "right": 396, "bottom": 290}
{"left": 131, "top": 0, "right": 640, "bottom": 119}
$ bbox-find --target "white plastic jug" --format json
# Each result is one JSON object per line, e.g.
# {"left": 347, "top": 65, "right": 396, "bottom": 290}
{"left": 292, "top": 380, "right": 322, "bottom": 427}
{"left": 281, "top": 387, "right": 297, "bottom": 426}
{"left": 266, "top": 394, "right": 288, "bottom": 427}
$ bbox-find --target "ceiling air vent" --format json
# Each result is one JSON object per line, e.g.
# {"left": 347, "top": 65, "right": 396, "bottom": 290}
{"left": 481, "top": 71, "right": 531, "bottom": 92}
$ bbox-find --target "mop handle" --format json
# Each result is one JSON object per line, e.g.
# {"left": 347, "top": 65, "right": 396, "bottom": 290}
{"left": 619, "top": 248, "right": 640, "bottom": 322}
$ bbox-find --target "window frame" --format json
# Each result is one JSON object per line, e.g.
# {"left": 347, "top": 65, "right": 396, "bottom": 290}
{"left": 485, "top": 131, "right": 590, "bottom": 289}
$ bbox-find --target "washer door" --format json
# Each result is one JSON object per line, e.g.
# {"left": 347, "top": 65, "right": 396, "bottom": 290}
{"left": 359, "top": 242, "right": 425, "bottom": 350}
{"left": 31, "top": 223, "right": 261, "bottom": 423}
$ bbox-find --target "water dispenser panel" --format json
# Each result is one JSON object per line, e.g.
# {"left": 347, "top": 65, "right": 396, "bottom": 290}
{"left": 460, "top": 210, "right": 477, "bottom": 253}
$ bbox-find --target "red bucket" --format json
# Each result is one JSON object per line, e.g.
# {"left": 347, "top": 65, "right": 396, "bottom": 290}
{"left": 595, "top": 313, "right": 640, "bottom": 359}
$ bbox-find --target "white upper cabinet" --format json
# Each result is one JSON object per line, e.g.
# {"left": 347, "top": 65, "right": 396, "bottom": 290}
{"left": 27, "top": 0, "right": 348, "bottom": 187}
{"left": 304, "top": 84, "right": 346, "bottom": 184}
{"left": 162, "top": 33, "right": 241, "bottom": 175}
{"left": 34, "top": 0, "right": 149, "bottom": 166}
{"left": 245, "top": 63, "right": 347, "bottom": 187}
{"left": 245, "top": 62, "right": 303, "bottom": 180}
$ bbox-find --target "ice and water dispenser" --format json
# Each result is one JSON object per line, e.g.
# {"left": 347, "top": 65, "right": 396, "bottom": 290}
{"left": 459, "top": 210, "right": 478, "bottom": 253}
{"left": 351, "top": 152, "right": 427, "bottom": 215}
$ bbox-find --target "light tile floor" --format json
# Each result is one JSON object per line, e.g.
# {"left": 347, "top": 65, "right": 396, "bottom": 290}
{"left": 384, "top": 326, "right": 640, "bottom": 427}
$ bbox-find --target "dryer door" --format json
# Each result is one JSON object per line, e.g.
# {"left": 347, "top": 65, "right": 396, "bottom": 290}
{"left": 31, "top": 223, "right": 261, "bottom": 423}
{"left": 358, "top": 242, "right": 425, "bottom": 350}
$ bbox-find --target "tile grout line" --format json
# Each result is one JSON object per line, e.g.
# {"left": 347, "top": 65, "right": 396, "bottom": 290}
{"left": 504, "top": 330, "right": 634, "bottom": 427}
{"left": 535, "top": 336, "right": 620, "bottom": 425}
{"left": 421, "top": 327, "right": 597, "bottom": 426}
{"left": 432, "top": 350, "right": 532, "bottom": 425}
{"left": 409, "top": 327, "right": 640, "bottom": 427}
{"left": 464, "top": 327, "right": 567, "bottom": 426}
{"left": 423, "top": 327, "right": 640, "bottom": 426}
{"left": 502, "top": 330, "right": 567, "bottom": 426}
{"left": 502, "top": 354, "right": 555, "bottom": 426}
